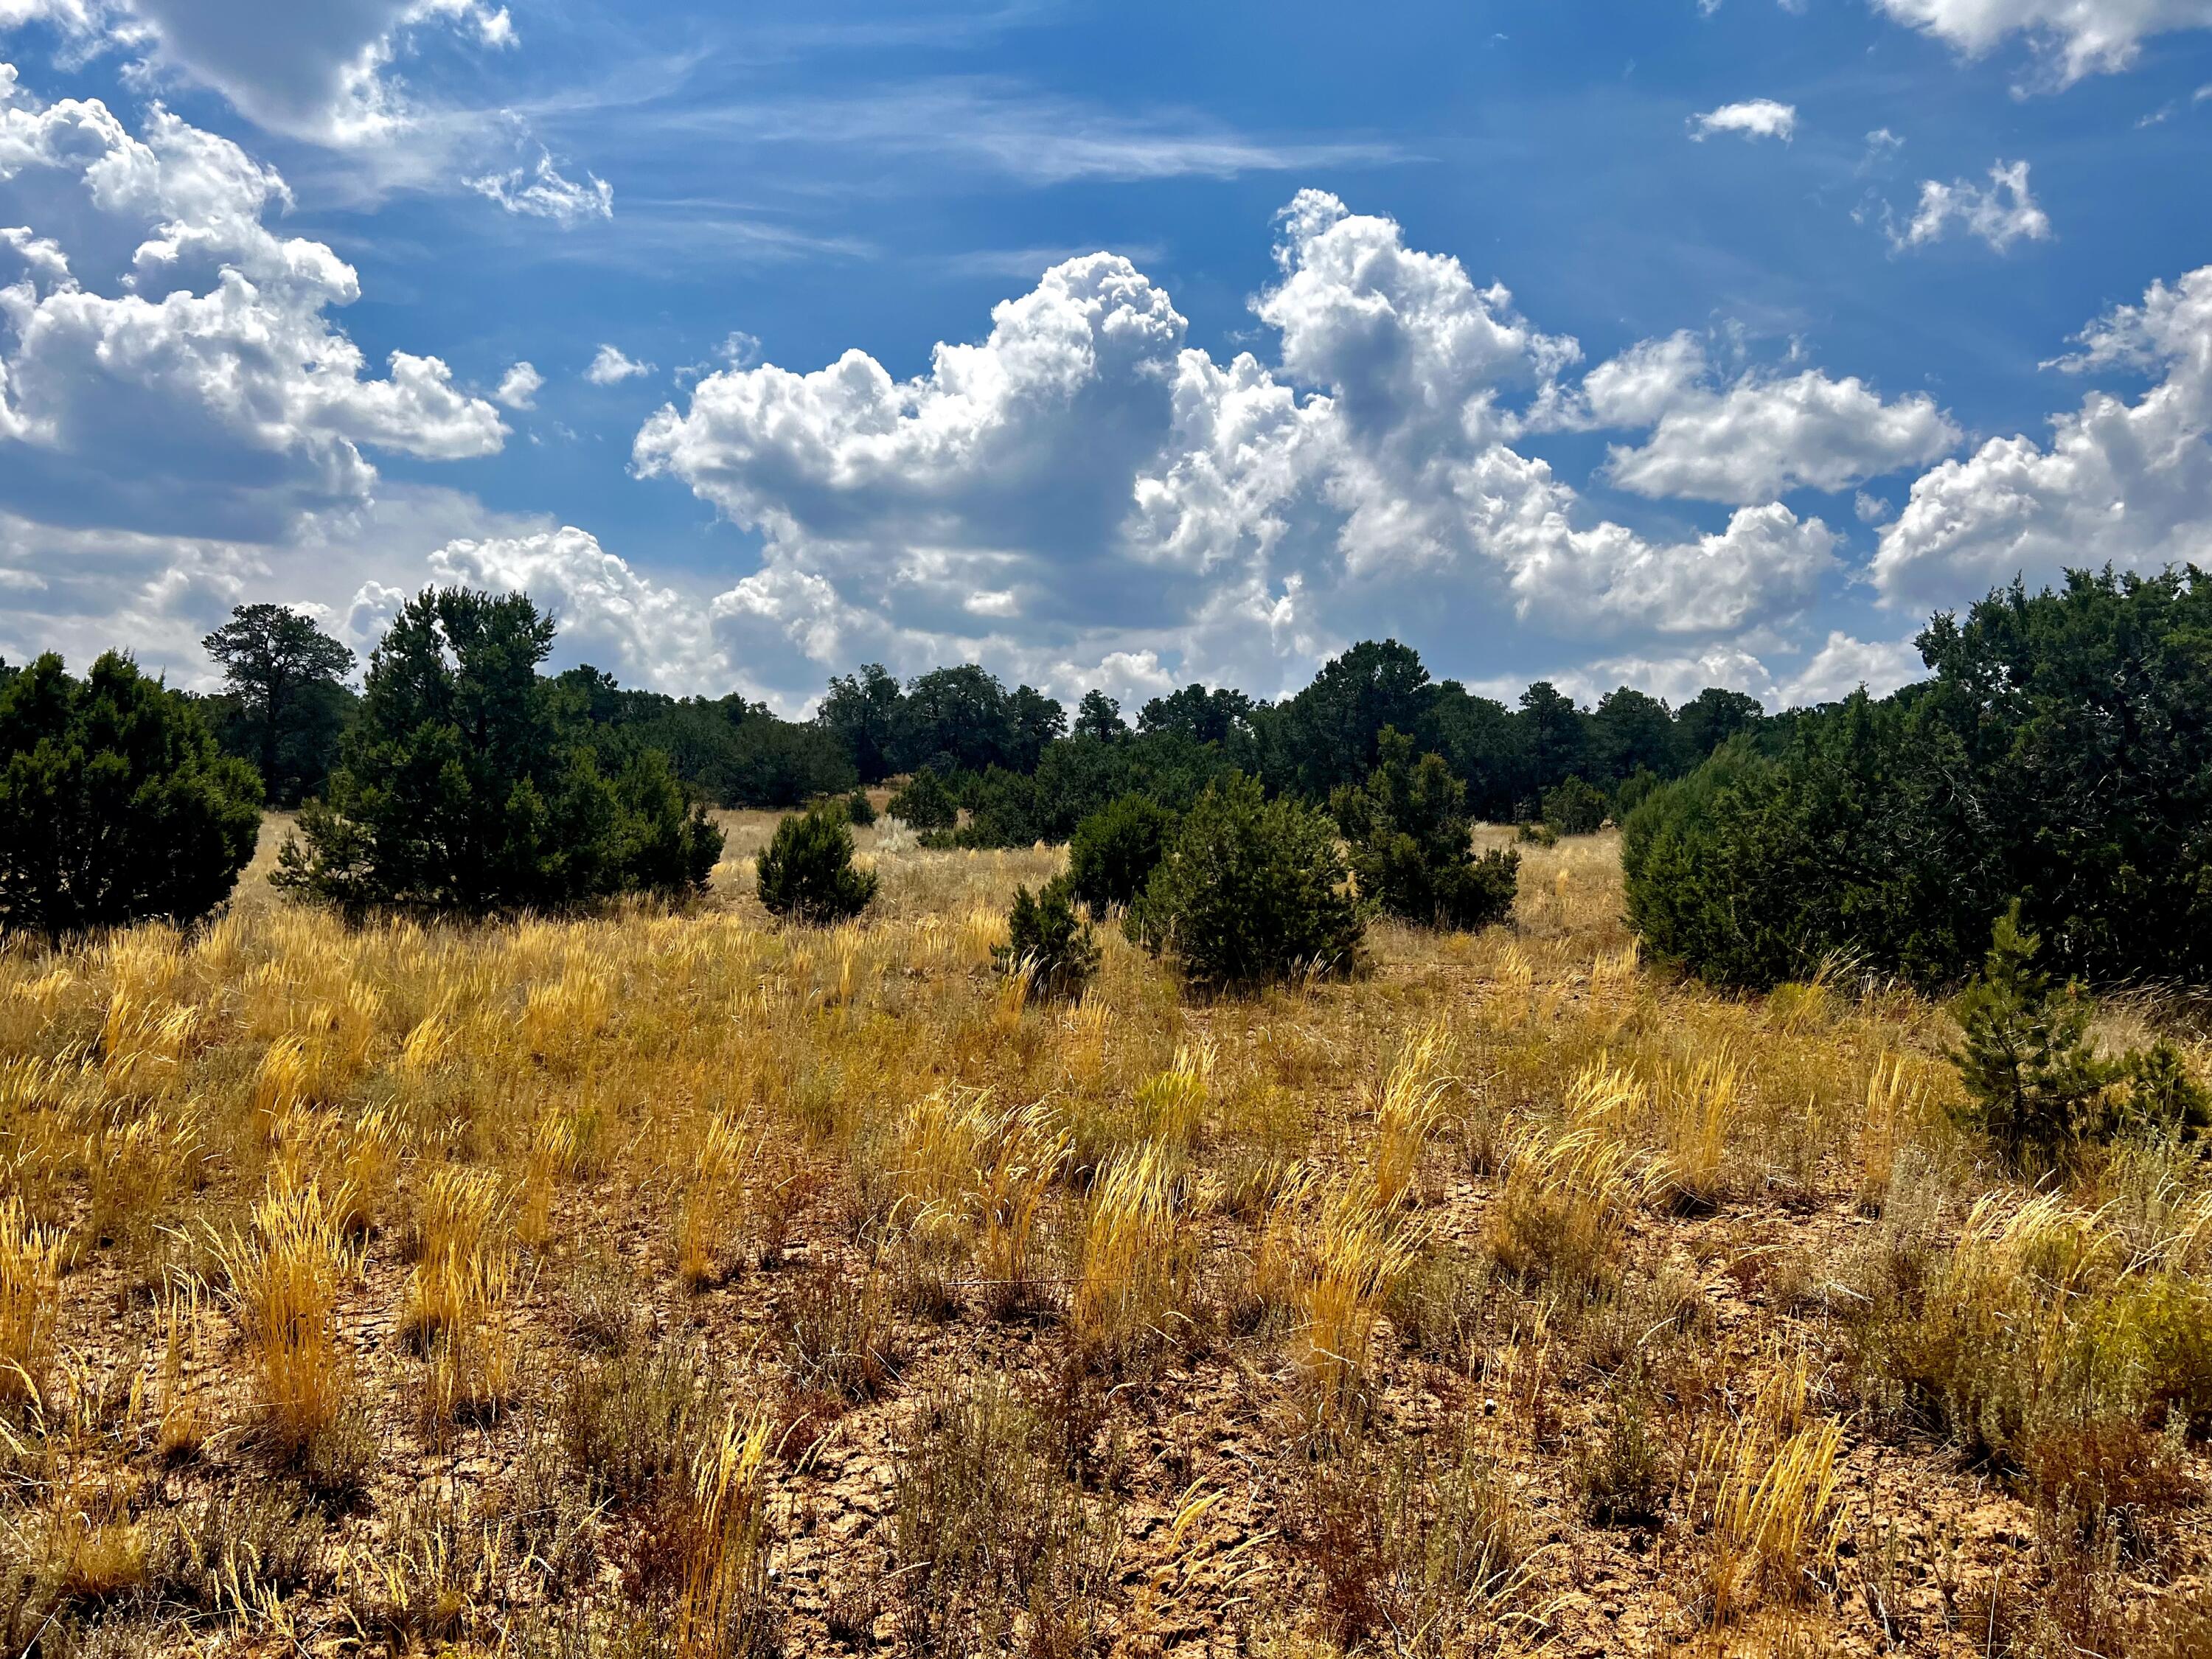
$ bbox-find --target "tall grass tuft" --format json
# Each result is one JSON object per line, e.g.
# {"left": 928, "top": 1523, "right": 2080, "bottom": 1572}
{"left": 1688, "top": 1363, "right": 1844, "bottom": 1625}
{"left": 212, "top": 1180, "right": 360, "bottom": 1461}
{"left": 1371, "top": 1018, "right": 1453, "bottom": 1208}
{"left": 1276, "top": 1178, "right": 1426, "bottom": 1427}
{"left": 0, "top": 1197, "right": 64, "bottom": 1408}
{"left": 677, "top": 1112, "right": 757, "bottom": 1290}
{"left": 1072, "top": 1143, "right": 1196, "bottom": 1364}
{"left": 675, "top": 1409, "right": 777, "bottom": 1659}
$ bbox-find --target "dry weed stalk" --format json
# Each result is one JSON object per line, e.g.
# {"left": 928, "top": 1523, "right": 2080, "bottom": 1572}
{"left": 675, "top": 1409, "right": 777, "bottom": 1659}
{"left": 1136, "top": 1037, "right": 1214, "bottom": 1149}
{"left": 1652, "top": 1047, "right": 1742, "bottom": 1210}
{"left": 678, "top": 1111, "right": 758, "bottom": 1290}
{"left": 156, "top": 1275, "right": 211, "bottom": 1458}
{"left": 891, "top": 1086, "right": 993, "bottom": 1249}
{"left": 1277, "top": 1177, "right": 1426, "bottom": 1425}
{"left": 1486, "top": 1119, "right": 1642, "bottom": 1289}
{"left": 1858, "top": 1053, "right": 1916, "bottom": 1211}
{"left": 1689, "top": 1362, "right": 1844, "bottom": 1625}
{"left": 973, "top": 1102, "right": 1069, "bottom": 1314}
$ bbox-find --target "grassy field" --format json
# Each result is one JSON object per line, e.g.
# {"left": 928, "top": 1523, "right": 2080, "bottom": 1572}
{"left": 0, "top": 810, "right": 2205, "bottom": 1657}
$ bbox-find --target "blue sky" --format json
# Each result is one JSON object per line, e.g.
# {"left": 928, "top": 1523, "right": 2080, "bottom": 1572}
{"left": 4, "top": 0, "right": 2211, "bottom": 713}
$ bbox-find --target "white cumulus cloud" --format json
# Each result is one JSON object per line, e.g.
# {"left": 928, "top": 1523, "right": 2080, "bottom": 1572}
{"left": 630, "top": 191, "right": 1842, "bottom": 705}
{"left": 0, "top": 72, "right": 503, "bottom": 543}
{"left": 1688, "top": 99, "right": 1798, "bottom": 142}
{"left": 1585, "top": 331, "right": 1960, "bottom": 501}
{"left": 422, "top": 526, "right": 734, "bottom": 692}
{"left": 0, "top": 67, "right": 511, "bottom": 672}
{"left": 494, "top": 361, "right": 542, "bottom": 409}
{"left": 585, "top": 344, "right": 654, "bottom": 385}
{"left": 1778, "top": 630, "right": 1926, "bottom": 703}
{"left": 1875, "top": 263, "right": 2212, "bottom": 608}
{"left": 1871, "top": 0, "right": 2212, "bottom": 84}
{"left": 1, "top": 0, "right": 521, "bottom": 144}
{"left": 1895, "top": 159, "right": 2053, "bottom": 251}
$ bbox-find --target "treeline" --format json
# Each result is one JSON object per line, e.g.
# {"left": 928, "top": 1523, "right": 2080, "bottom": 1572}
{"left": 0, "top": 587, "right": 1767, "bottom": 940}
{"left": 24, "top": 563, "right": 2212, "bottom": 1009}
{"left": 50, "top": 607, "right": 1785, "bottom": 834}
{"left": 810, "top": 641, "right": 1766, "bottom": 838}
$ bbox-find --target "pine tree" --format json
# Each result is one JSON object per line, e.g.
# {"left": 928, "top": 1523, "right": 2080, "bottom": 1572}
{"left": 1331, "top": 728, "right": 1518, "bottom": 931}
{"left": 1950, "top": 902, "right": 2110, "bottom": 1164}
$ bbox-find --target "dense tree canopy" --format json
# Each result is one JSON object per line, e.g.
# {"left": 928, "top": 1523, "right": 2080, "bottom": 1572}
{"left": 1, "top": 653, "right": 261, "bottom": 938}
{"left": 1138, "top": 684, "right": 1255, "bottom": 745}
{"left": 1624, "top": 566, "right": 2212, "bottom": 991}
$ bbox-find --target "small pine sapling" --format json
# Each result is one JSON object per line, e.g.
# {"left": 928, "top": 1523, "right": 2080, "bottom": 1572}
{"left": 1950, "top": 901, "right": 2110, "bottom": 1164}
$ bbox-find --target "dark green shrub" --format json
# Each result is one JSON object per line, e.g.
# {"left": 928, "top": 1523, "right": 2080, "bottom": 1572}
{"left": 841, "top": 789, "right": 877, "bottom": 827}
{"left": 274, "top": 588, "right": 722, "bottom": 917}
{"left": 1951, "top": 904, "right": 2212, "bottom": 1163}
{"left": 1540, "top": 775, "right": 1607, "bottom": 835}
{"left": 0, "top": 653, "right": 262, "bottom": 939}
{"left": 1951, "top": 903, "right": 2109, "bottom": 1165}
{"left": 1331, "top": 728, "right": 1518, "bottom": 931}
{"left": 1611, "top": 767, "right": 1661, "bottom": 820}
{"left": 1128, "top": 772, "right": 1365, "bottom": 994}
{"left": 1626, "top": 568, "right": 2212, "bottom": 992}
{"left": 1067, "top": 793, "right": 1176, "bottom": 912}
{"left": 939, "top": 766, "right": 1040, "bottom": 848}
{"left": 712, "top": 717, "right": 857, "bottom": 808}
{"left": 886, "top": 768, "right": 957, "bottom": 831}
{"left": 995, "top": 874, "right": 1099, "bottom": 999}
{"left": 756, "top": 804, "right": 877, "bottom": 925}
{"left": 1621, "top": 703, "right": 1974, "bottom": 990}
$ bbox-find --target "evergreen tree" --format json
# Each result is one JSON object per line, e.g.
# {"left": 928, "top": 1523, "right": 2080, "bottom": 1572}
{"left": 1587, "top": 687, "right": 1676, "bottom": 787}
{"left": 756, "top": 803, "right": 878, "bottom": 925}
{"left": 1674, "top": 686, "right": 1764, "bottom": 762}
{"left": 0, "top": 653, "right": 261, "bottom": 939}
{"left": 886, "top": 767, "right": 957, "bottom": 830}
{"left": 1074, "top": 689, "right": 1127, "bottom": 742}
{"left": 1332, "top": 728, "right": 1518, "bottom": 931}
{"left": 995, "top": 874, "right": 1098, "bottom": 998}
{"left": 817, "top": 664, "right": 904, "bottom": 783}
{"left": 1518, "top": 681, "right": 1587, "bottom": 796}
{"left": 1541, "top": 776, "right": 1608, "bottom": 835}
{"left": 1068, "top": 793, "right": 1177, "bottom": 911}
{"left": 1138, "top": 684, "right": 1254, "bottom": 744}
{"left": 1267, "top": 639, "right": 1434, "bottom": 798}
{"left": 274, "top": 588, "right": 720, "bottom": 917}
{"left": 201, "top": 603, "right": 356, "bottom": 806}
{"left": 1129, "top": 773, "right": 1366, "bottom": 993}
{"left": 1950, "top": 902, "right": 2110, "bottom": 1165}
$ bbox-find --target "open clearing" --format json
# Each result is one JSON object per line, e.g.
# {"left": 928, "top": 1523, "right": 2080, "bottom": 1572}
{"left": 0, "top": 813, "right": 2205, "bottom": 1657}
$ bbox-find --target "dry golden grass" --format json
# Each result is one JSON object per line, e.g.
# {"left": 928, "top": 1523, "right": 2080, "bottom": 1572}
{"left": 0, "top": 814, "right": 2202, "bottom": 1655}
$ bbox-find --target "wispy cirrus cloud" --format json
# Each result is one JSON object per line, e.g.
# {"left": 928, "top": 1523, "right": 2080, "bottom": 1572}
{"left": 644, "top": 78, "right": 1409, "bottom": 184}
